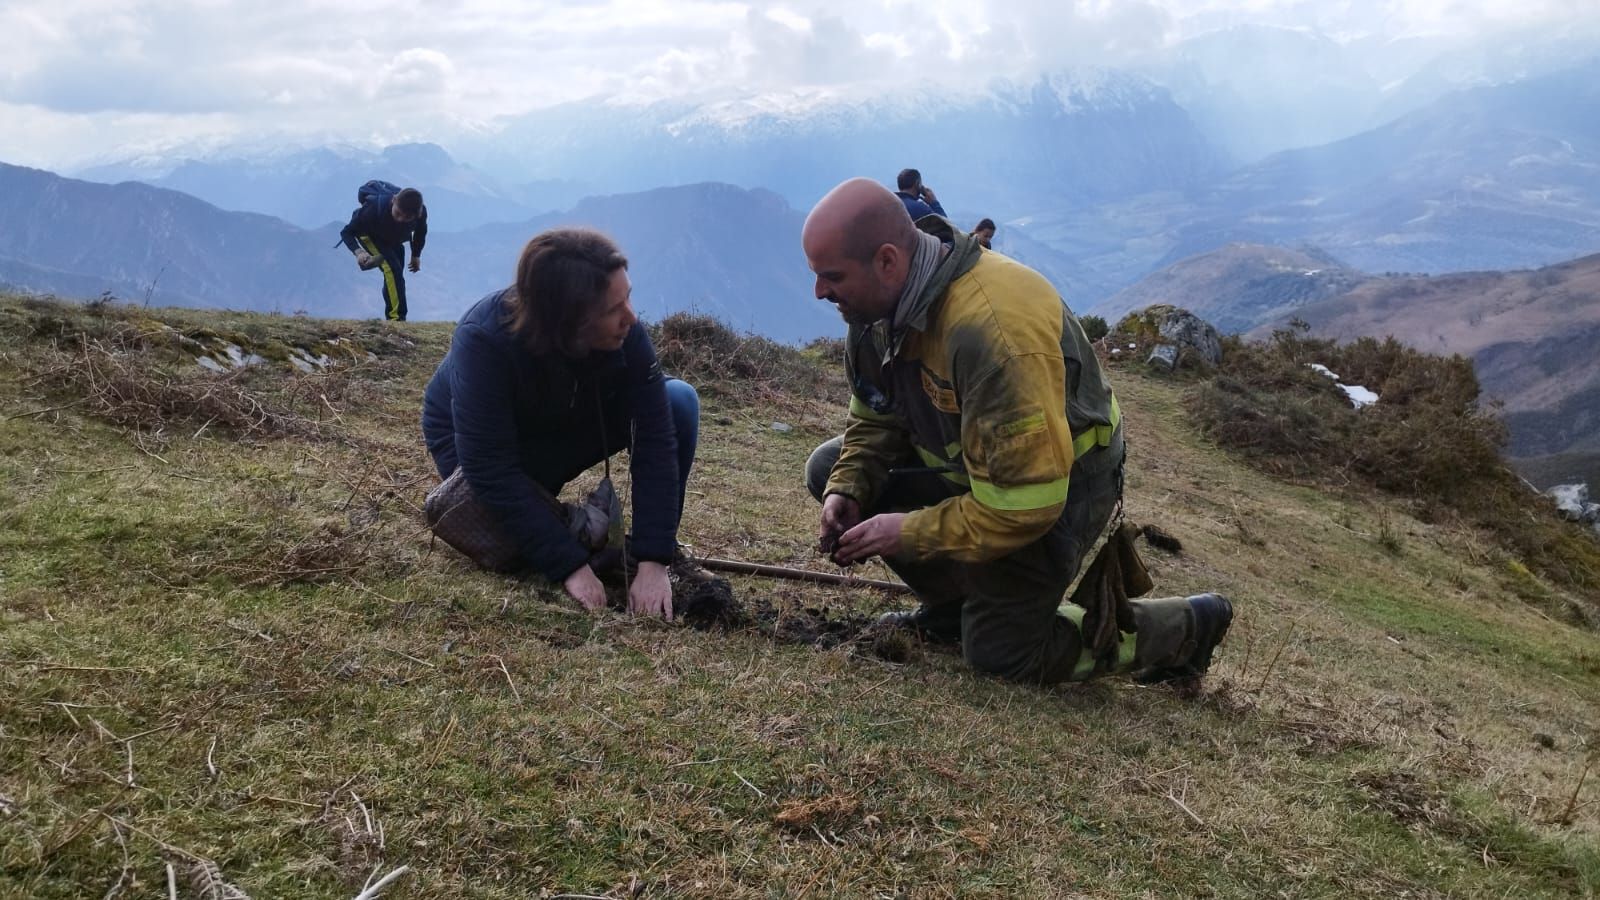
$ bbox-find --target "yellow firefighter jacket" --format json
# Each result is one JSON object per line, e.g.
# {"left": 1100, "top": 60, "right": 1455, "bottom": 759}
{"left": 825, "top": 217, "right": 1122, "bottom": 563}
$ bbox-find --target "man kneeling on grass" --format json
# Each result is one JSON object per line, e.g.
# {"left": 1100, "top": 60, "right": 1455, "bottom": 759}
{"left": 799, "top": 178, "right": 1232, "bottom": 686}
{"left": 421, "top": 228, "right": 713, "bottom": 620}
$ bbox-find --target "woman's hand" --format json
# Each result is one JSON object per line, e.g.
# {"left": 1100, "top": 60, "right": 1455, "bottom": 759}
{"left": 628, "top": 560, "right": 674, "bottom": 621}
{"left": 563, "top": 565, "right": 608, "bottom": 612}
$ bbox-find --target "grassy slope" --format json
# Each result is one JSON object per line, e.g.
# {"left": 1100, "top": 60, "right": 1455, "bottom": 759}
{"left": 1, "top": 296, "right": 1596, "bottom": 899}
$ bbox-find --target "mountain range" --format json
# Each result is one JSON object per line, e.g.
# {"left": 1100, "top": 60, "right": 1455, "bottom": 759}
{"left": 75, "top": 68, "right": 1227, "bottom": 240}
{"left": 0, "top": 163, "right": 370, "bottom": 316}
{"left": 466, "top": 70, "right": 1227, "bottom": 218}
{"left": 1059, "top": 60, "right": 1600, "bottom": 312}
{"left": 63, "top": 58, "right": 1600, "bottom": 313}
{"left": 78, "top": 142, "right": 590, "bottom": 232}
{"left": 1144, "top": 24, "right": 1600, "bottom": 163}
{"left": 0, "top": 163, "right": 833, "bottom": 341}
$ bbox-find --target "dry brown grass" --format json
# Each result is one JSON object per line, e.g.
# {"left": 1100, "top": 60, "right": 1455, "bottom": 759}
{"left": 22, "top": 335, "right": 313, "bottom": 439}
{"left": 2, "top": 296, "right": 1597, "bottom": 898}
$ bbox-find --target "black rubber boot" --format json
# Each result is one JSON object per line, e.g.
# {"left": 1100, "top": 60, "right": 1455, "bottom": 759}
{"left": 876, "top": 605, "right": 963, "bottom": 646}
{"left": 1133, "top": 592, "right": 1233, "bottom": 684}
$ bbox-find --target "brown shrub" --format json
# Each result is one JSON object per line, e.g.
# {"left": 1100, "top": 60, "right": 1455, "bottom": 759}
{"left": 1190, "top": 375, "right": 1353, "bottom": 481}
{"left": 649, "top": 312, "right": 845, "bottom": 403}
{"left": 1190, "top": 321, "right": 1600, "bottom": 603}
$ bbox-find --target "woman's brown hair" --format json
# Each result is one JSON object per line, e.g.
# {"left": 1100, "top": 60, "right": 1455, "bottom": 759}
{"left": 502, "top": 228, "right": 629, "bottom": 355}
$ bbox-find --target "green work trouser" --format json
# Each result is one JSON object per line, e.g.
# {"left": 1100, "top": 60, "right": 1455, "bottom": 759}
{"left": 806, "top": 435, "right": 1123, "bottom": 685}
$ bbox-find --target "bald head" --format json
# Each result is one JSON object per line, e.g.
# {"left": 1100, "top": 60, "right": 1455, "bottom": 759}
{"left": 803, "top": 178, "right": 919, "bottom": 263}
{"left": 801, "top": 178, "right": 921, "bottom": 326}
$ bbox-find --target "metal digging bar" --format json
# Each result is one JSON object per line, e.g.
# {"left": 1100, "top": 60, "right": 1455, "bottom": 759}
{"left": 696, "top": 556, "right": 914, "bottom": 594}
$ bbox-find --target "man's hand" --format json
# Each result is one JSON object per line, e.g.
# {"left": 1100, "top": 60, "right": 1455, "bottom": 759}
{"left": 819, "top": 493, "right": 861, "bottom": 559}
{"left": 832, "top": 513, "right": 907, "bottom": 566}
{"left": 563, "top": 565, "right": 608, "bottom": 612}
{"left": 354, "top": 249, "right": 377, "bottom": 270}
{"left": 408, "top": 257, "right": 421, "bottom": 273}
{"left": 920, "top": 185, "right": 939, "bottom": 204}
{"left": 628, "top": 560, "right": 673, "bottom": 621}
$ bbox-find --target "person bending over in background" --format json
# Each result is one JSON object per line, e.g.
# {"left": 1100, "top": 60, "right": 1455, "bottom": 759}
{"left": 421, "top": 228, "right": 708, "bottom": 620}
{"left": 800, "top": 178, "right": 1232, "bottom": 687}
{"left": 340, "top": 182, "right": 427, "bottom": 322}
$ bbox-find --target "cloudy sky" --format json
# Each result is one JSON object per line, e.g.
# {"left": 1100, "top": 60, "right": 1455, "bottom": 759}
{"left": 0, "top": 0, "right": 1591, "bottom": 168}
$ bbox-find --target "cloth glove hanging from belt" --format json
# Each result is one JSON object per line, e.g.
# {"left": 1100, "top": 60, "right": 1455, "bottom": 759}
{"left": 1070, "top": 521, "right": 1154, "bottom": 676}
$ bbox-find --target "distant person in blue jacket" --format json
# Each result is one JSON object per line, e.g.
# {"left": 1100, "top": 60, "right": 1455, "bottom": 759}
{"left": 894, "top": 168, "right": 946, "bottom": 221}
{"left": 421, "top": 228, "right": 706, "bottom": 620}
{"left": 340, "top": 183, "right": 427, "bottom": 321}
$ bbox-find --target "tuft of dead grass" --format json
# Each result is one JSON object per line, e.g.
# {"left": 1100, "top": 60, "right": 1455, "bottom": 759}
{"left": 650, "top": 312, "right": 845, "bottom": 407}
{"left": 26, "top": 335, "right": 313, "bottom": 440}
{"left": 1353, "top": 769, "right": 1457, "bottom": 831}
{"left": 773, "top": 794, "right": 861, "bottom": 831}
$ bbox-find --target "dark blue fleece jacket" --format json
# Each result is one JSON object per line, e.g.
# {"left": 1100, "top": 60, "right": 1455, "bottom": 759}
{"left": 340, "top": 190, "right": 428, "bottom": 256}
{"left": 895, "top": 191, "right": 946, "bottom": 221}
{"left": 421, "top": 290, "right": 679, "bottom": 582}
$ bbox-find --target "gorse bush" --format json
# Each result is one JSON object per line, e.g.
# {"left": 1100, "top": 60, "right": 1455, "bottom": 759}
{"left": 1193, "top": 322, "right": 1506, "bottom": 500}
{"left": 1191, "top": 373, "right": 1349, "bottom": 480}
{"left": 1191, "top": 321, "right": 1600, "bottom": 608}
{"left": 1080, "top": 314, "right": 1109, "bottom": 342}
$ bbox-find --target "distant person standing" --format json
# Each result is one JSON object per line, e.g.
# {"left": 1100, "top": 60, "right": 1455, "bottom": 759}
{"left": 340, "top": 180, "right": 427, "bottom": 322}
{"left": 894, "top": 168, "right": 946, "bottom": 221}
{"left": 972, "top": 218, "right": 996, "bottom": 249}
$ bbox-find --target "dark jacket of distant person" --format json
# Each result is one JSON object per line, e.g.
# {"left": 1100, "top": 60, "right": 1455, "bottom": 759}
{"left": 895, "top": 191, "right": 946, "bottom": 221}
{"left": 340, "top": 187, "right": 428, "bottom": 256}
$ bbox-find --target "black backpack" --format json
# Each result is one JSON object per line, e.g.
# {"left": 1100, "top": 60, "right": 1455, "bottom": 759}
{"left": 357, "top": 179, "right": 402, "bottom": 206}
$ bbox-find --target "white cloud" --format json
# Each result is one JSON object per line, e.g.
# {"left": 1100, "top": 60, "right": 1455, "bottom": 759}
{"left": 0, "top": 0, "right": 1591, "bottom": 167}
{"left": 379, "top": 49, "right": 456, "bottom": 97}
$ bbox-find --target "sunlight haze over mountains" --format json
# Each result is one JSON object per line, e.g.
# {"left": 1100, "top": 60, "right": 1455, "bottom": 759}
{"left": 3, "top": 0, "right": 1595, "bottom": 168}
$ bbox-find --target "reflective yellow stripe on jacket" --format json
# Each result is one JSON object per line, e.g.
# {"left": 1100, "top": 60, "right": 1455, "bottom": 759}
{"left": 1071, "top": 394, "right": 1121, "bottom": 461}
{"left": 970, "top": 395, "right": 1119, "bottom": 512}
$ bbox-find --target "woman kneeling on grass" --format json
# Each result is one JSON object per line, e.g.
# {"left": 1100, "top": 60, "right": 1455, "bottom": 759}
{"left": 421, "top": 228, "right": 707, "bottom": 620}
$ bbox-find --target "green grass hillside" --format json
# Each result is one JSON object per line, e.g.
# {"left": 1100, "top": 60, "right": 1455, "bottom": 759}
{"left": 2, "top": 295, "right": 1596, "bottom": 898}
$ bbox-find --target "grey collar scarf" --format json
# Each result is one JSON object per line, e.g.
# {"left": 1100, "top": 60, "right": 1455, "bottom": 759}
{"left": 890, "top": 229, "right": 946, "bottom": 333}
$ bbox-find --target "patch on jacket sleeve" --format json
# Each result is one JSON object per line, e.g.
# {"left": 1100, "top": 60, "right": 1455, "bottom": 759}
{"left": 920, "top": 368, "right": 960, "bottom": 413}
{"left": 969, "top": 403, "right": 1069, "bottom": 509}
{"left": 977, "top": 403, "right": 1062, "bottom": 476}
{"left": 996, "top": 411, "right": 1045, "bottom": 439}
